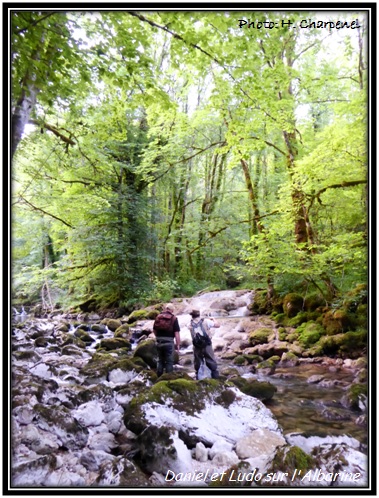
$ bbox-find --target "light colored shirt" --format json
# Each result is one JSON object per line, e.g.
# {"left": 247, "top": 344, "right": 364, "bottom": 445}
{"left": 189, "top": 317, "right": 216, "bottom": 338}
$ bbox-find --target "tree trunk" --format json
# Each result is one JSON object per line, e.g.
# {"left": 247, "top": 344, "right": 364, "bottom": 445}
{"left": 196, "top": 153, "right": 226, "bottom": 276}
{"left": 11, "top": 79, "right": 39, "bottom": 160}
{"left": 240, "top": 158, "right": 262, "bottom": 236}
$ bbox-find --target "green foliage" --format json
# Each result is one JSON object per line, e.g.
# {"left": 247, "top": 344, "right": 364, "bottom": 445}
{"left": 143, "top": 277, "right": 179, "bottom": 304}
{"left": 297, "top": 322, "right": 325, "bottom": 348}
{"left": 10, "top": 10, "right": 368, "bottom": 313}
{"left": 248, "top": 328, "right": 273, "bottom": 346}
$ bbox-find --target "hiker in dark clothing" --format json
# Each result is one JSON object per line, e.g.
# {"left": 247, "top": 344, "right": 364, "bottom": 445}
{"left": 153, "top": 303, "right": 180, "bottom": 377}
{"left": 189, "top": 309, "right": 220, "bottom": 380}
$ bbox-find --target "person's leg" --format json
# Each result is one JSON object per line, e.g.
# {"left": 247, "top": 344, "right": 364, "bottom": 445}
{"left": 164, "top": 342, "right": 175, "bottom": 373}
{"left": 193, "top": 347, "right": 203, "bottom": 379}
{"left": 204, "top": 345, "right": 219, "bottom": 379}
{"left": 156, "top": 343, "right": 165, "bottom": 377}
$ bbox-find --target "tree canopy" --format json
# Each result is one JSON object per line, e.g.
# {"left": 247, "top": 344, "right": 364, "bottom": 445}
{"left": 10, "top": 8, "right": 369, "bottom": 311}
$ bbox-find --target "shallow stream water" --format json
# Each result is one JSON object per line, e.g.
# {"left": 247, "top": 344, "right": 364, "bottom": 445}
{"left": 178, "top": 352, "right": 368, "bottom": 451}
{"left": 254, "top": 364, "right": 366, "bottom": 447}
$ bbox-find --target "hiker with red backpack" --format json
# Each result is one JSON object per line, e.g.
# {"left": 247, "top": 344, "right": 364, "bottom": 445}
{"left": 189, "top": 309, "right": 220, "bottom": 380}
{"left": 153, "top": 303, "right": 181, "bottom": 377}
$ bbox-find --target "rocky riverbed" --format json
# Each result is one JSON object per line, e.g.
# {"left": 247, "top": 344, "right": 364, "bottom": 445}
{"left": 10, "top": 290, "right": 368, "bottom": 489}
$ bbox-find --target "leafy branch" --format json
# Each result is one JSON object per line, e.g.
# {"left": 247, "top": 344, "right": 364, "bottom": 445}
{"left": 309, "top": 180, "right": 367, "bottom": 209}
{"left": 189, "top": 210, "right": 279, "bottom": 254}
{"left": 29, "top": 119, "right": 76, "bottom": 146}
{"left": 18, "top": 195, "right": 74, "bottom": 228}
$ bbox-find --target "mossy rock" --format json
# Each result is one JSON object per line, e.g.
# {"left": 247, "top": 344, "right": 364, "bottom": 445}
{"left": 100, "top": 318, "right": 122, "bottom": 331}
{"left": 32, "top": 404, "right": 89, "bottom": 450}
{"left": 132, "top": 355, "right": 151, "bottom": 369}
{"left": 248, "top": 327, "right": 273, "bottom": 346}
{"left": 283, "top": 293, "right": 304, "bottom": 318}
{"left": 13, "top": 350, "right": 42, "bottom": 362}
{"left": 272, "top": 313, "right": 286, "bottom": 325}
{"left": 133, "top": 339, "right": 157, "bottom": 369}
{"left": 76, "top": 323, "right": 91, "bottom": 331}
{"left": 220, "top": 367, "right": 240, "bottom": 377}
{"left": 341, "top": 383, "right": 367, "bottom": 411}
{"left": 248, "top": 290, "right": 270, "bottom": 315}
{"left": 277, "top": 327, "right": 287, "bottom": 341}
{"left": 61, "top": 335, "right": 87, "bottom": 350}
{"left": 154, "top": 371, "right": 193, "bottom": 382}
{"left": 242, "top": 354, "right": 262, "bottom": 365}
{"left": 123, "top": 378, "right": 222, "bottom": 434}
{"left": 134, "top": 425, "right": 176, "bottom": 474}
{"left": 316, "top": 334, "right": 345, "bottom": 355}
{"left": 229, "top": 376, "right": 277, "bottom": 401}
{"left": 34, "top": 337, "right": 51, "bottom": 347}
{"left": 355, "top": 356, "right": 368, "bottom": 369}
{"left": 315, "top": 329, "right": 366, "bottom": 357}
{"left": 98, "top": 337, "right": 132, "bottom": 351}
{"left": 304, "top": 293, "right": 324, "bottom": 311}
{"left": 215, "top": 389, "right": 237, "bottom": 408}
{"left": 270, "top": 355, "right": 281, "bottom": 364}
{"left": 304, "top": 294, "right": 326, "bottom": 312}
{"left": 114, "top": 324, "right": 131, "bottom": 338}
{"left": 74, "top": 329, "right": 95, "bottom": 344}
{"left": 91, "top": 324, "right": 108, "bottom": 334}
{"left": 286, "top": 332, "right": 299, "bottom": 343}
{"left": 256, "top": 359, "right": 276, "bottom": 374}
{"left": 355, "top": 304, "right": 368, "bottom": 327}
{"left": 80, "top": 352, "right": 118, "bottom": 378}
{"left": 287, "top": 312, "right": 310, "bottom": 328}
{"left": 233, "top": 355, "right": 247, "bottom": 366}
{"left": 108, "top": 358, "right": 144, "bottom": 375}
{"left": 280, "top": 352, "right": 299, "bottom": 366}
{"left": 127, "top": 309, "right": 150, "bottom": 323}
{"left": 322, "top": 309, "right": 355, "bottom": 335}
{"left": 343, "top": 283, "right": 367, "bottom": 312}
{"left": 338, "top": 329, "right": 367, "bottom": 354}
{"left": 268, "top": 445, "right": 315, "bottom": 476}
{"left": 306, "top": 343, "right": 325, "bottom": 357}
{"left": 297, "top": 322, "right": 325, "bottom": 348}
{"left": 356, "top": 368, "right": 367, "bottom": 383}
{"left": 56, "top": 323, "right": 70, "bottom": 332}
{"left": 76, "top": 383, "right": 115, "bottom": 405}
{"left": 146, "top": 309, "right": 160, "bottom": 320}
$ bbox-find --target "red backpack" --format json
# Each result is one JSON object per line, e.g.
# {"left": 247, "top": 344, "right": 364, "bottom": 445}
{"left": 154, "top": 311, "right": 175, "bottom": 335}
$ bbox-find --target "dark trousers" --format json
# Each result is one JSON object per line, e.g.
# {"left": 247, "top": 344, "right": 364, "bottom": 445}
{"left": 194, "top": 344, "right": 219, "bottom": 379}
{"left": 156, "top": 339, "right": 174, "bottom": 376}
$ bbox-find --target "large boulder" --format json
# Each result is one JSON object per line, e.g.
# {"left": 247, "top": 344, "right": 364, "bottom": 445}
{"left": 123, "top": 378, "right": 281, "bottom": 475}
{"left": 32, "top": 404, "right": 89, "bottom": 450}
{"left": 133, "top": 339, "right": 157, "bottom": 369}
{"left": 229, "top": 377, "right": 277, "bottom": 401}
{"left": 100, "top": 319, "right": 122, "bottom": 331}
{"left": 245, "top": 340, "right": 291, "bottom": 359}
{"left": 322, "top": 309, "right": 355, "bottom": 335}
{"left": 248, "top": 328, "right": 274, "bottom": 346}
{"left": 97, "top": 338, "right": 132, "bottom": 351}
{"left": 283, "top": 293, "right": 304, "bottom": 318}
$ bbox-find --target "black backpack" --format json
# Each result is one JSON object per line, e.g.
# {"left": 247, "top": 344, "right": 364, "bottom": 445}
{"left": 191, "top": 319, "right": 212, "bottom": 348}
{"left": 154, "top": 311, "right": 175, "bottom": 335}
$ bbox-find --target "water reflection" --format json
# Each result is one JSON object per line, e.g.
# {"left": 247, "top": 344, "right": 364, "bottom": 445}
{"left": 257, "top": 365, "right": 367, "bottom": 448}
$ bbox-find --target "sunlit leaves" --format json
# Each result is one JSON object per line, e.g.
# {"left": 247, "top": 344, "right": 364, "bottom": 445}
{"left": 11, "top": 9, "right": 368, "bottom": 306}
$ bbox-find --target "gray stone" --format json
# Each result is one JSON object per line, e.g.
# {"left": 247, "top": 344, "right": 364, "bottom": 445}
{"left": 235, "top": 428, "right": 286, "bottom": 460}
